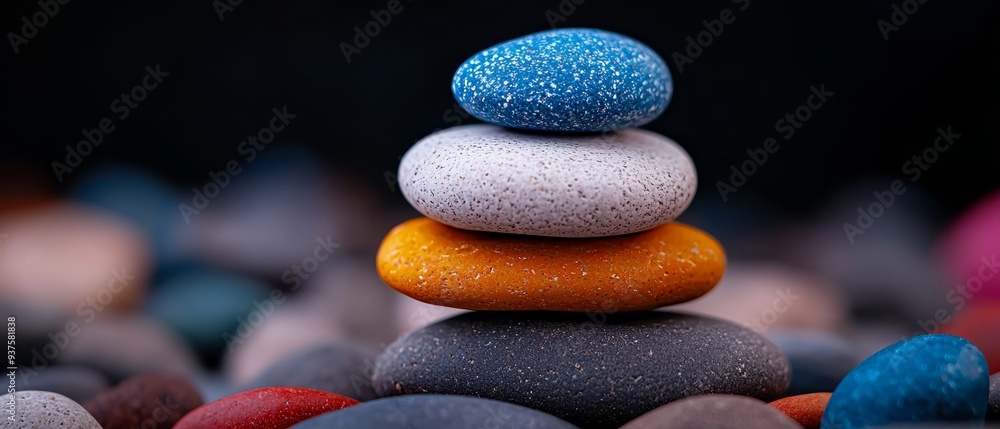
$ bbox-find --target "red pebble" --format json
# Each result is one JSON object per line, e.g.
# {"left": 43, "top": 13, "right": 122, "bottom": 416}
{"left": 768, "top": 392, "right": 831, "bottom": 429}
{"left": 174, "top": 386, "right": 359, "bottom": 429}
{"left": 940, "top": 302, "right": 1000, "bottom": 373}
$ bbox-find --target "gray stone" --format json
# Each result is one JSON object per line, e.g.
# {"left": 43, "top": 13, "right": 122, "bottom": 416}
{"left": 619, "top": 394, "right": 802, "bottom": 429}
{"left": 374, "top": 311, "right": 790, "bottom": 428}
{"left": 249, "top": 343, "right": 379, "bottom": 401}
{"left": 291, "top": 394, "right": 579, "bottom": 429}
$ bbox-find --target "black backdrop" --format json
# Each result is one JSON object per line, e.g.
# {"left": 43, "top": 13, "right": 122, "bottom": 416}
{"left": 2, "top": 0, "right": 997, "bottom": 216}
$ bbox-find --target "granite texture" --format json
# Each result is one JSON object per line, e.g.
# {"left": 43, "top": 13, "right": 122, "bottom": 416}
{"left": 452, "top": 28, "right": 672, "bottom": 132}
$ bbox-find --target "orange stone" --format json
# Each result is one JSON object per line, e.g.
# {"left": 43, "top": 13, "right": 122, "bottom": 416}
{"left": 768, "top": 392, "right": 831, "bottom": 429}
{"left": 376, "top": 217, "right": 725, "bottom": 312}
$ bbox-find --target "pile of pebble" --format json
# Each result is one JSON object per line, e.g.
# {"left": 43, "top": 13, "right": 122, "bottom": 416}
{"left": 1, "top": 27, "right": 999, "bottom": 429}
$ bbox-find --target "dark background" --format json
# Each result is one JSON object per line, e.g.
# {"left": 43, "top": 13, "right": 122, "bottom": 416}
{"left": 1, "top": 0, "right": 997, "bottom": 217}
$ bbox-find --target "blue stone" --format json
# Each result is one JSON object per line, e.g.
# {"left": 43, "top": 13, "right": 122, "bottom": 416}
{"left": 145, "top": 266, "right": 271, "bottom": 353}
{"left": 766, "top": 329, "right": 863, "bottom": 395}
{"left": 452, "top": 28, "right": 672, "bottom": 132}
{"left": 822, "top": 334, "right": 989, "bottom": 429}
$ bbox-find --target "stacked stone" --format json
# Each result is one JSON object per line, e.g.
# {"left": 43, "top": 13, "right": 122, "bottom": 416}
{"left": 373, "top": 28, "right": 791, "bottom": 428}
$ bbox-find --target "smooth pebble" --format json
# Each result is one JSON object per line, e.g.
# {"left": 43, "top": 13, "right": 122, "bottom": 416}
{"left": 374, "top": 311, "right": 790, "bottom": 428}
{"left": 769, "top": 392, "right": 831, "bottom": 429}
{"left": 398, "top": 124, "right": 696, "bottom": 238}
{"left": 619, "top": 394, "right": 802, "bottom": 429}
{"left": 822, "top": 334, "right": 988, "bottom": 429}
{"left": 291, "top": 394, "right": 580, "bottom": 429}
{"left": 83, "top": 373, "right": 203, "bottom": 429}
{"left": 452, "top": 28, "right": 672, "bottom": 132}
{"left": 0, "top": 390, "right": 101, "bottom": 429}
{"left": 174, "top": 387, "right": 358, "bottom": 429}
{"left": 377, "top": 218, "right": 724, "bottom": 312}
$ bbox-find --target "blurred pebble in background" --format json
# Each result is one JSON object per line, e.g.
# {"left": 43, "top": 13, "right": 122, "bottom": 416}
{"left": 673, "top": 264, "right": 848, "bottom": 333}
{"left": 145, "top": 266, "right": 272, "bottom": 365}
{"left": 0, "top": 202, "right": 151, "bottom": 314}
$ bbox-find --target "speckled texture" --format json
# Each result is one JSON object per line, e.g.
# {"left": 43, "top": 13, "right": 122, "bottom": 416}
{"left": 619, "top": 394, "right": 802, "bottom": 429}
{"left": 174, "top": 387, "right": 359, "bottom": 429}
{"left": 15, "top": 365, "right": 109, "bottom": 404}
{"left": 989, "top": 373, "right": 1000, "bottom": 421}
{"left": 83, "top": 373, "right": 203, "bottom": 429}
{"left": 0, "top": 390, "right": 102, "bottom": 429}
{"left": 376, "top": 218, "right": 725, "bottom": 312}
{"left": 821, "top": 334, "right": 989, "bottom": 429}
{"left": 766, "top": 329, "right": 862, "bottom": 395}
{"left": 399, "top": 124, "right": 696, "bottom": 238}
{"left": 291, "top": 395, "right": 580, "bottom": 429}
{"left": 373, "top": 311, "right": 790, "bottom": 428}
{"left": 452, "top": 28, "right": 672, "bottom": 132}
{"left": 248, "top": 344, "right": 379, "bottom": 401}
{"left": 769, "top": 392, "right": 831, "bottom": 429}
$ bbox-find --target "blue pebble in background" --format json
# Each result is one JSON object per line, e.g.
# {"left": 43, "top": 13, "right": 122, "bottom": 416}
{"left": 452, "top": 28, "right": 672, "bottom": 132}
{"left": 766, "top": 329, "right": 863, "bottom": 396}
{"left": 821, "top": 334, "right": 989, "bottom": 429}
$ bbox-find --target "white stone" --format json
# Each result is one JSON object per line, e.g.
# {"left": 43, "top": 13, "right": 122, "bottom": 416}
{"left": 399, "top": 124, "right": 697, "bottom": 237}
{"left": 0, "top": 391, "right": 101, "bottom": 429}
